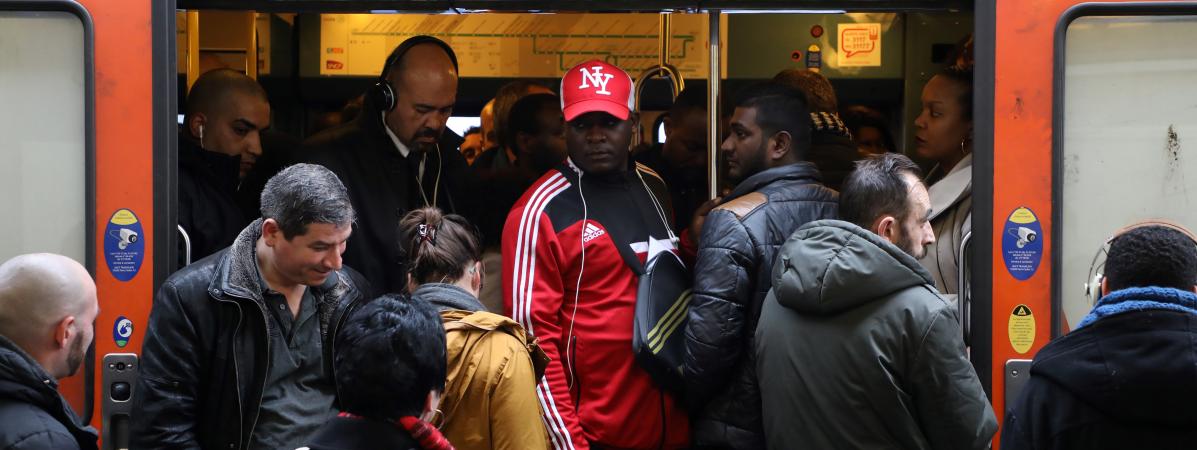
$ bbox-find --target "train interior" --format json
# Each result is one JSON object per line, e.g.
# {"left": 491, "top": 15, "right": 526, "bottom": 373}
{"left": 176, "top": 8, "right": 974, "bottom": 177}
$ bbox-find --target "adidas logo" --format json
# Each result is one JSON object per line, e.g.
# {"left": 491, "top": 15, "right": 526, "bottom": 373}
{"left": 582, "top": 223, "right": 606, "bottom": 243}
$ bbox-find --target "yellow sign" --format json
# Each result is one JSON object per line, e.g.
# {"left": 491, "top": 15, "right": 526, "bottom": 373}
{"left": 319, "top": 13, "right": 709, "bottom": 78}
{"left": 1008, "top": 207, "right": 1037, "bottom": 225}
{"left": 1008, "top": 304, "right": 1035, "bottom": 354}
{"left": 837, "top": 23, "right": 882, "bottom": 67}
{"left": 109, "top": 209, "right": 139, "bottom": 226}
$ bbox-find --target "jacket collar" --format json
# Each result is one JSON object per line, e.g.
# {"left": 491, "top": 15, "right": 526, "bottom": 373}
{"left": 179, "top": 137, "right": 241, "bottom": 192}
{"left": 725, "top": 162, "right": 823, "bottom": 202}
{"left": 0, "top": 335, "right": 98, "bottom": 447}
{"left": 208, "top": 219, "right": 346, "bottom": 305}
{"left": 927, "top": 153, "right": 972, "bottom": 222}
{"left": 1077, "top": 286, "right": 1197, "bottom": 329}
{"left": 413, "top": 283, "right": 487, "bottom": 312}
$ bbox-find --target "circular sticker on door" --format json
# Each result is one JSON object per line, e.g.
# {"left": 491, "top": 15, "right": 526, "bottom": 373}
{"left": 1001, "top": 207, "right": 1043, "bottom": 281}
{"left": 113, "top": 316, "right": 133, "bottom": 348}
{"left": 104, "top": 209, "right": 144, "bottom": 282}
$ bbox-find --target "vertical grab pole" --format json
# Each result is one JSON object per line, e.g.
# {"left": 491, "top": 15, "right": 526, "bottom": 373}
{"left": 707, "top": 10, "right": 721, "bottom": 200}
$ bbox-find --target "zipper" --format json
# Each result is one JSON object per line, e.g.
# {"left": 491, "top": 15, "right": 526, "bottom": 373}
{"left": 244, "top": 297, "right": 270, "bottom": 445}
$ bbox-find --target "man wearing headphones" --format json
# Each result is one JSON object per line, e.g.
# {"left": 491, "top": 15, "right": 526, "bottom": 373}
{"left": 502, "top": 60, "right": 690, "bottom": 450}
{"left": 1002, "top": 222, "right": 1197, "bottom": 449}
{"left": 301, "top": 35, "right": 470, "bottom": 294}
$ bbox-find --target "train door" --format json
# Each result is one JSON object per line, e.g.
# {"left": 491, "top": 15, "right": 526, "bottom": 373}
{"left": 978, "top": 0, "right": 1197, "bottom": 445}
{"left": 0, "top": 1, "right": 172, "bottom": 448}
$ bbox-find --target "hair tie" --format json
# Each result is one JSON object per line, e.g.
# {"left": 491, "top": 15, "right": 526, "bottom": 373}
{"left": 418, "top": 223, "right": 438, "bottom": 246}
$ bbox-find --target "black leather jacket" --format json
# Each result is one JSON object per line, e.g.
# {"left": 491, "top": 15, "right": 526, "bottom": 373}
{"left": 130, "top": 219, "right": 370, "bottom": 449}
{"left": 0, "top": 336, "right": 98, "bottom": 450}
{"left": 682, "top": 162, "right": 838, "bottom": 448}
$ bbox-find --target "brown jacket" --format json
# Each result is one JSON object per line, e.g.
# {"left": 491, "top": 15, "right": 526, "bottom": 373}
{"left": 439, "top": 309, "right": 550, "bottom": 450}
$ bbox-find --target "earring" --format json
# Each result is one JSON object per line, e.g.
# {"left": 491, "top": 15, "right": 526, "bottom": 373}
{"left": 199, "top": 125, "right": 205, "bottom": 149}
{"left": 960, "top": 137, "right": 968, "bottom": 155}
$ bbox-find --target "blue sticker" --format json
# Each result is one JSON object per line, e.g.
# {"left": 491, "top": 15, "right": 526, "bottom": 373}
{"left": 1002, "top": 207, "right": 1044, "bottom": 281}
{"left": 113, "top": 316, "right": 133, "bottom": 348}
{"left": 104, "top": 209, "right": 144, "bottom": 282}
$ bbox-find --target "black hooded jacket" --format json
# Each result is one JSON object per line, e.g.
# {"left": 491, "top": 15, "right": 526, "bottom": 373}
{"left": 1002, "top": 302, "right": 1197, "bottom": 449}
{"left": 300, "top": 94, "right": 470, "bottom": 294}
{"left": 0, "top": 336, "right": 98, "bottom": 450}
{"left": 682, "top": 162, "right": 838, "bottom": 448}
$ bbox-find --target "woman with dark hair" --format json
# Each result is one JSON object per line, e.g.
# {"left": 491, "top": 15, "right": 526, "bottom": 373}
{"left": 399, "top": 207, "right": 550, "bottom": 450}
{"left": 842, "top": 105, "right": 897, "bottom": 156}
{"left": 913, "top": 35, "right": 975, "bottom": 296}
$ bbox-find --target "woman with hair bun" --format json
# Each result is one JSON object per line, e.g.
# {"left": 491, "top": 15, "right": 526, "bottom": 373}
{"left": 399, "top": 207, "right": 550, "bottom": 450}
{"left": 914, "top": 35, "right": 975, "bottom": 296}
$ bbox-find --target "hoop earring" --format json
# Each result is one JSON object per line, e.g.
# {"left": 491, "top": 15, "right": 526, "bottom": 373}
{"left": 960, "top": 137, "right": 970, "bottom": 155}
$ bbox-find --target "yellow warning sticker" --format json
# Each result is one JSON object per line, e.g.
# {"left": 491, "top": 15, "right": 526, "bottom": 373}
{"left": 1009, "top": 304, "right": 1035, "bottom": 354}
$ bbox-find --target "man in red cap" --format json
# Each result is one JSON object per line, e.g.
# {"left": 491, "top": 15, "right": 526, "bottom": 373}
{"left": 502, "top": 60, "right": 690, "bottom": 450}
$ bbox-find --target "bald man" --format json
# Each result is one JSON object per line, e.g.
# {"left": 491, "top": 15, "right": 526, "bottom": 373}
{"left": 180, "top": 68, "right": 271, "bottom": 267}
{"left": 0, "top": 253, "right": 99, "bottom": 450}
{"left": 302, "top": 36, "right": 472, "bottom": 293}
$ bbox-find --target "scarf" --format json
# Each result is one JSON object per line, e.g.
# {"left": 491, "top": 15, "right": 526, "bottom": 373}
{"left": 1077, "top": 286, "right": 1197, "bottom": 329}
{"left": 337, "top": 412, "right": 456, "bottom": 450}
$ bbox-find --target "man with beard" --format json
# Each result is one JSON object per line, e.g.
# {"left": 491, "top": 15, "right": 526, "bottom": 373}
{"left": 755, "top": 154, "right": 996, "bottom": 449}
{"left": 0, "top": 253, "right": 100, "bottom": 449}
{"left": 682, "top": 82, "right": 838, "bottom": 449}
{"left": 503, "top": 60, "right": 689, "bottom": 449}
{"left": 301, "top": 35, "right": 469, "bottom": 293}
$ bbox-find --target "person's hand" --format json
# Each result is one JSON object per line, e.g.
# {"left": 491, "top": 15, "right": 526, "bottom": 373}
{"left": 686, "top": 197, "right": 722, "bottom": 247}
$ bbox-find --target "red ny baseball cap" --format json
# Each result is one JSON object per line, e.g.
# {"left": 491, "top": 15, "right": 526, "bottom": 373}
{"left": 560, "top": 60, "right": 635, "bottom": 122}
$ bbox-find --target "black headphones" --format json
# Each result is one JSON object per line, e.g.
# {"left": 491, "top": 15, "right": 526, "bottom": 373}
{"left": 370, "top": 35, "right": 460, "bottom": 112}
{"left": 1084, "top": 219, "right": 1197, "bottom": 304}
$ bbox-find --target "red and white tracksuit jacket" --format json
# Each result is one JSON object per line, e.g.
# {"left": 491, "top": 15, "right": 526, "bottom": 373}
{"left": 503, "top": 160, "right": 690, "bottom": 450}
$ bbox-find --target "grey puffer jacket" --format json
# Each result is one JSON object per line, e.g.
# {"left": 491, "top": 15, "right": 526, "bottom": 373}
{"left": 682, "top": 162, "right": 838, "bottom": 448}
{"left": 0, "top": 336, "right": 98, "bottom": 450}
{"left": 755, "top": 220, "right": 996, "bottom": 450}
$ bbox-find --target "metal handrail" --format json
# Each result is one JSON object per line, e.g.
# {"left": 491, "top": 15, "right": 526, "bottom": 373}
{"left": 177, "top": 225, "right": 192, "bottom": 267}
{"left": 958, "top": 230, "right": 973, "bottom": 346}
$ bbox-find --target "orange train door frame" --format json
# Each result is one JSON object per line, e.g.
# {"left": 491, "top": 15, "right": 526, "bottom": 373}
{"left": 70, "top": 0, "right": 176, "bottom": 444}
{"left": 978, "top": 0, "right": 1195, "bottom": 445}
{"left": 1, "top": 0, "right": 98, "bottom": 429}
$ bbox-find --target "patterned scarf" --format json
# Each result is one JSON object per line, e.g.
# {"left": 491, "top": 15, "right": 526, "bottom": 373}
{"left": 337, "top": 412, "right": 456, "bottom": 450}
{"left": 810, "top": 111, "right": 852, "bottom": 138}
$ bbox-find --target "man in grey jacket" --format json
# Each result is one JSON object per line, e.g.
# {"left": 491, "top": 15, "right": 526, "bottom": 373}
{"left": 755, "top": 153, "right": 997, "bottom": 449}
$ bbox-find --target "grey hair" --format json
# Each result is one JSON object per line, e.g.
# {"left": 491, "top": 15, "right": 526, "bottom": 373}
{"left": 260, "top": 163, "right": 356, "bottom": 239}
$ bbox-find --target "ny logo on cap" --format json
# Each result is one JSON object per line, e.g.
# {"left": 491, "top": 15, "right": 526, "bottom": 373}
{"left": 578, "top": 66, "right": 615, "bottom": 95}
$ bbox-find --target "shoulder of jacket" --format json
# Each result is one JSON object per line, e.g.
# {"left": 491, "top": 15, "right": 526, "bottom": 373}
{"left": 714, "top": 192, "right": 769, "bottom": 219}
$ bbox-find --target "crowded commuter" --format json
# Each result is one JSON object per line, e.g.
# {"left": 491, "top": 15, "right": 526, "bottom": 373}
{"left": 503, "top": 60, "right": 689, "bottom": 450}
{"left": 843, "top": 105, "right": 897, "bottom": 156}
{"left": 1002, "top": 222, "right": 1197, "bottom": 449}
{"left": 633, "top": 86, "right": 709, "bottom": 234}
{"left": 0, "top": 253, "right": 99, "bottom": 450}
{"left": 755, "top": 153, "right": 996, "bottom": 449}
{"left": 301, "top": 35, "right": 471, "bottom": 294}
{"left": 682, "top": 82, "right": 838, "bottom": 449}
{"left": 401, "top": 207, "right": 550, "bottom": 450}
{"left": 473, "top": 80, "right": 554, "bottom": 170}
{"left": 131, "top": 164, "right": 371, "bottom": 449}
{"left": 916, "top": 37, "right": 975, "bottom": 296}
{"left": 178, "top": 68, "right": 270, "bottom": 266}
{"left": 460, "top": 126, "right": 484, "bottom": 165}
{"left": 475, "top": 93, "right": 567, "bottom": 312}
{"left": 304, "top": 294, "right": 453, "bottom": 450}
{"left": 773, "top": 68, "right": 859, "bottom": 191}
{"left": 480, "top": 99, "right": 496, "bottom": 152}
